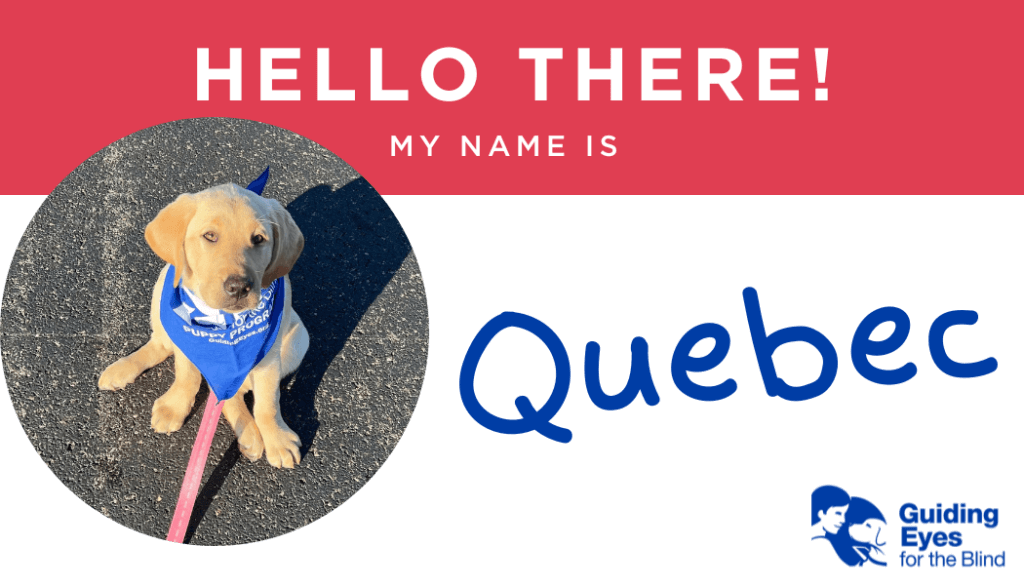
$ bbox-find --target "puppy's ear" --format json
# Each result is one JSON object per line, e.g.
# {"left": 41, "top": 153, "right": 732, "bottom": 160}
{"left": 262, "top": 198, "right": 304, "bottom": 287}
{"left": 145, "top": 194, "right": 197, "bottom": 287}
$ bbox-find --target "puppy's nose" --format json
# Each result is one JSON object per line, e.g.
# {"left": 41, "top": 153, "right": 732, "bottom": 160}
{"left": 223, "top": 274, "right": 253, "bottom": 298}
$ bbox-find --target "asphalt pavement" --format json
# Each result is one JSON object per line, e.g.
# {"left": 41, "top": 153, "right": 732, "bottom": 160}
{"left": 0, "top": 118, "right": 428, "bottom": 545}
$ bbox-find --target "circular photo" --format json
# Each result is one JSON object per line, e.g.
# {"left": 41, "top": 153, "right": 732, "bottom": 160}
{"left": 1, "top": 118, "right": 428, "bottom": 545}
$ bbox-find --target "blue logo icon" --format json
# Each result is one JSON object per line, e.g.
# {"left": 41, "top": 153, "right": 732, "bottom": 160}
{"left": 812, "top": 485, "right": 887, "bottom": 566}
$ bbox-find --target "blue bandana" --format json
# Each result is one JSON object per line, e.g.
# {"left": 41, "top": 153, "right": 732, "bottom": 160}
{"left": 160, "top": 267, "right": 285, "bottom": 401}
{"left": 157, "top": 167, "right": 284, "bottom": 402}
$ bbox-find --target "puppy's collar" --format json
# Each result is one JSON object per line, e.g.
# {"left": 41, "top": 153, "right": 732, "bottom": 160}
{"left": 173, "top": 283, "right": 270, "bottom": 330}
{"left": 178, "top": 286, "right": 228, "bottom": 328}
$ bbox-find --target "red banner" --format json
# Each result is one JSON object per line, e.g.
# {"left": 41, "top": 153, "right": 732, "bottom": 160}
{"left": 2, "top": 1, "right": 1021, "bottom": 194}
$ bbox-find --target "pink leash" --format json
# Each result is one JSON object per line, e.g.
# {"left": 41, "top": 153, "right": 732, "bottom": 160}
{"left": 166, "top": 390, "right": 224, "bottom": 543}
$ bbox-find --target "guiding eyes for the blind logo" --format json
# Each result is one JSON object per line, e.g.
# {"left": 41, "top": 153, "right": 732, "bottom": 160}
{"left": 812, "top": 485, "right": 888, "bottom": 567}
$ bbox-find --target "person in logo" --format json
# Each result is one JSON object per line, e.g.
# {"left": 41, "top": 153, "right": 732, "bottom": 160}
{"left": 811, "top": 485, "right": 850, "bottom": 539}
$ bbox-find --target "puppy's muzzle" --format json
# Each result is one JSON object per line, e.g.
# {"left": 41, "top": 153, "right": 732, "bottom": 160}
{"left": 223, "top": 274, "right": 254, "bottom": 299}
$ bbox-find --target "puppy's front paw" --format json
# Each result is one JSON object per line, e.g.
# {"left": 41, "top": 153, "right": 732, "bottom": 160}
{"left": 261, "top": 424, "right": 301, "bottom": 469}
{"left": 236, "top": 421, "right": 265, "bottom": 462}
{"left": 150, "top": 389, "right": 194, "bottom": 434}
{"left": 98, "top": 359, "right": 141, "bottom": 391}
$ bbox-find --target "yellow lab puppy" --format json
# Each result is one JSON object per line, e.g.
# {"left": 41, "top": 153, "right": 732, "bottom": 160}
{"left": 98, "top": 183, "right": 308, "bottom": 468}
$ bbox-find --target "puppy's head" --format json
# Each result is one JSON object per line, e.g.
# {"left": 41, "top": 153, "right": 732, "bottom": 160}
{"left": 145, "top": 183, "right": 303, "bottom": 312}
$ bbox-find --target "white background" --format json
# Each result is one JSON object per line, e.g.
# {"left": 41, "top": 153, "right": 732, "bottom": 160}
{"left": 0, "top": 195, "right": 1020, "bottom": 583}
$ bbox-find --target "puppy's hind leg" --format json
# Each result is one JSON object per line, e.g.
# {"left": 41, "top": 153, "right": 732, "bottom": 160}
{"left": 98, "top": 337, "right": 172, "bottom": 391}
{"left": 151, "top": 348, "right": 204, "bottom": 434}
{"left": 279, "top": 316, "right": 309, "bottom": 377}
{"left": 221, "top": 388, "right": 264, "bottom": 462}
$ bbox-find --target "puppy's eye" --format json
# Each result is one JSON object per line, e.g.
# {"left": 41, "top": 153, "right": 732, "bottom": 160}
{"left": 203, "top": 232, "right": 217, "bottom": 242}
{"left": 252, "top": 234, "right": 266, "bottom": 245}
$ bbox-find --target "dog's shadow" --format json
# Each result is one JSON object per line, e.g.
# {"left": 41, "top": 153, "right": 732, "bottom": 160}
{"left": 184, "top": 179, "right": 411, "bottom": 542}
